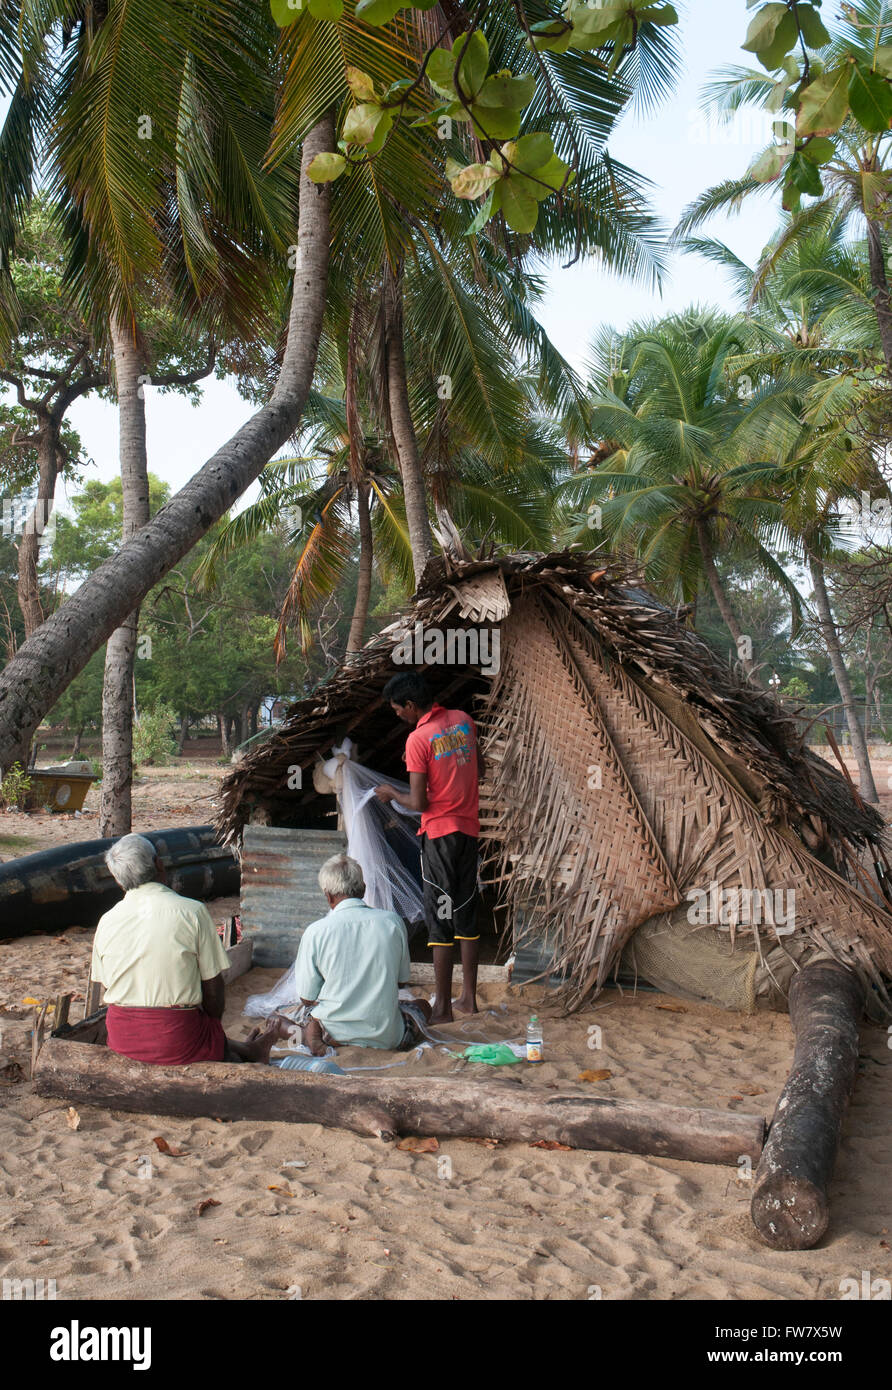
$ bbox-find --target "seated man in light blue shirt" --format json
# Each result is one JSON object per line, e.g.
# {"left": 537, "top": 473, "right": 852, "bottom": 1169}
{"left": 291, "top": 853, "right": 430, "bottom": 1054}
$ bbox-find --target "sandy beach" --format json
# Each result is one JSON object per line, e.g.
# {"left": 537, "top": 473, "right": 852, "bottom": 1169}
{"left": 1, "top": 938, "right": 890, "bottom": 1300}
{"left": 1, "top": 758, "right": 891, "bottom": 1301}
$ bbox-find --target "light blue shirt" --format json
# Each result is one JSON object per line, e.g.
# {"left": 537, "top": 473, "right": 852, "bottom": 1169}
{"left": 294, "top": 898, "right": 411, "bottom": 1049}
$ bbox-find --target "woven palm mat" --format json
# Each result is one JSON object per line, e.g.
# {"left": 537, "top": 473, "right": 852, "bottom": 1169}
{"left": 478, "top": 597, "right": 679, "bottom": 1000}
{"left": 552, "top": 596, "right": 892, "bottom": 993}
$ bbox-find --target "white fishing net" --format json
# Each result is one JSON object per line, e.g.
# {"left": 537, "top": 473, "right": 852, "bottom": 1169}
{"left": 244, "top": 744, "right": 425, "bottom": 1018}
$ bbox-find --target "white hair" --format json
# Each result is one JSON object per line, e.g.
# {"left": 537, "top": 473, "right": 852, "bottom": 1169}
{"left": 105, "top": 834, "right": 158, "bottom": 892}
{"left": 318, "top": 853, "right": 365, "bottom": 901}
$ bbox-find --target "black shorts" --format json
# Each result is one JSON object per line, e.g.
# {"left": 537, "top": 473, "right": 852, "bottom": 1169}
{"left": 420, "top": 831, "right": 479, "bottom": 947}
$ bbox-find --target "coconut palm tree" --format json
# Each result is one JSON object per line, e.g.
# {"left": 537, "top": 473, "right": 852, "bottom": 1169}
{"left": 557, "top": 308, "right": 805, "bottom": 680}
{"left": 677, "top": 0, "right": 892, "bottom": 373}
{"left": 687, "top": 214, "right": 884, "bottom": 798}
{"left": 0, "top": 1, "right": 680, "bottom": 769}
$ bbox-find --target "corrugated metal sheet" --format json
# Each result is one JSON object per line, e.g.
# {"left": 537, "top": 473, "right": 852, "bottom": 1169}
{"left": 240, "top": 825, "right": 347, "bottom": 966}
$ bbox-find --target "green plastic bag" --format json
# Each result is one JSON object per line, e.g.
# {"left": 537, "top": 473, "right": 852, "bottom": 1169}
{"left": 462, "top": 1043, "right": 520, "bottom": 1066}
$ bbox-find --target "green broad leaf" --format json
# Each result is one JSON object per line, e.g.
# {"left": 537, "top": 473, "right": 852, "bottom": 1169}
{"left": 874, "top": 47, "right": 892, "bottom": 79}
{"left": 491, "top": 141, "right": 517, "bottom": 173}
{"left": 306, "top": 151, "right": 347, "bottom": 182}
{"left": 343, "top": 103, "right": 387, "bottom": 146}
{"left": 469, "top": 104, "right": 523, "bottom": 140}
{"left": 782, "top": 170, "right": 802, "bottom": 213}
{"left": 741, "top": 3, "right": 789, "bottom": 55}
{"left": 270, "top": 0, "right": 307, "bottom": 25}
{"left": 513, "top": 132, "right": 555, "bottom": 172}
{"left": 453, "top": 30, "right": 489, "bottom": 101}
{"left": 797, "top": 64, "right": 851, "bottom": 136}
{"left": 410, "top": 102, "right": 453, "bottom": 128}
{"left": 450, "top": 162, "right": 501, "bottom": 200}
{"left": 526, "top": 154, "right": 573, "bottom": 200}
{"left": 382, "top": 78, "right": 414, "bottom": 103}
{"left": 788, "top": 150, "right": 823, "bottom": 196}
{"left": 444, "top": 156, "right": 465, "bottom": 182}
{"left": 754, "top": 12, "right": 798, "bottom": 71}
{"left": 848, "top": 63, "right": 892, "bottom": 133}
{"left": 465, "top": 190, "right": 495, "bottom": 234}
{"left": 308, "top": 0, "right": 342, "bottom": 18}
{"left": 426, "top": 49, "right": 457, "bottom": 98}
{"left": 365, "top": 108, "right": 393, "bottom": 155}
{"left": 569, "top": 3, "right": 627, "bottom": 39}
{"left": 475, "top": 72, "right": 536, "bottom": 110}
{"left": 793, "top": 2, "right": 830, "bottom": 50}
{"left": 499, "top": 178, "right": 540, "bottom": 234}
{"left": 766, "top": 78, "right": 790, "bottom": 113}
{"left": 345, "top": 67, "right": 377, "bottom": 102}
{"left": 529, "top": 20, "right": 573, "bottom": 54}
{"left": 749, "top": 144, "right": 788, "bottom": 182}
{"left": 636, "top": 3, "right": 679, "bottom": 24}
{"left": 354, "top": 0, "right": 401, "bottom": 25}
{"left": 800, "top": 135, "right": 835, "bottom": 163}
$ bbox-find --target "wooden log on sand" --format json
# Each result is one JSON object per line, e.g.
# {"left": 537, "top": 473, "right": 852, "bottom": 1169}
{"left": 33, "top": 1037, "right": 765, "bottom": 1165}
{"left": 751, "top": 960, "right": 865, "bottom": 1251}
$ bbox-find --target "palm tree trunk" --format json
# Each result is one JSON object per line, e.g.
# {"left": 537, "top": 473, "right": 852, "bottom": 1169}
{"left": 809, "top": 555, "right": 878, "bottom": 802}
{"left": 383, "top": 261, "right": 434, "bottom": 586}
{"left": 16, "top": 417, "right": 60, "bottom": 639}
{"left": 100, "top": 310, "right": 149, "bottom": 836}
{"left": 865, "top": 217, "right": 892, "bottom": 375}
{"left": 695, "top": 520, "right": 759, "bottom": 683}
{"left": 0, "top": 115, "right": 334, "bottom": 775}
{"left": 347, "top": 482, "right": 374, "bottom": 656}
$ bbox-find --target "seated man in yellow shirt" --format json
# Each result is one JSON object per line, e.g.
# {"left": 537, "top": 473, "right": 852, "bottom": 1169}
{"left": 92, "top": 834, "right": 285, "bottom": 1065}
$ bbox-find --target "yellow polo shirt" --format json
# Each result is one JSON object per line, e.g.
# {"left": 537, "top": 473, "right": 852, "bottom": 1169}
{"left": 91, "top": 881, "right": 230, "bottom": 1008}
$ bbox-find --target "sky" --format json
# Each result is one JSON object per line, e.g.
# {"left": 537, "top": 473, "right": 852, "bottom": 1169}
{"left": 4, "top": 0, "right": 780, "bottom": 513}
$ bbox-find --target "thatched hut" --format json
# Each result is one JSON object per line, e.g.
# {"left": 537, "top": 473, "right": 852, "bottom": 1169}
{"left": 217, "top": 551, "right": 892, "bottom": 1015}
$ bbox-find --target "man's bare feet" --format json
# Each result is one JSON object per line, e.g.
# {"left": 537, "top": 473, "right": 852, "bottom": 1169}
{"left": 452, "top": 994, "right": 478, "bottom": 1015}
{"left": 239, "top": 1015, "right": 292, "bottom": 1064}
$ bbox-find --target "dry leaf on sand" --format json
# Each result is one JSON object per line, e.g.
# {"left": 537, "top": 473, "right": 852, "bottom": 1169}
{"left": 736, "top": 1083, "right": 766, "bottom": 1097}
{"left": 396, "top": 1136, "right": 439, "bottom": 1154}
{"left": 66, "top": 1106, "right": 80, "bottom": 1131}
{"left": 196, "top": 1198, "right": 220, "bottom": 1216}
{"left": 578, "top": 1069, "right": 613, "bottom": 1082}
{"left": 656, "top": 1003, "right": 687, "bottom": 1013}
{"left": 152, "top": 1135, "right": 187, "bottom": 1157}
{"left": 529, "top": 1140, "right": 573, "bottom": 1151}
{"left": 267, "top": 1185, "right": 296, "bottom": 1196}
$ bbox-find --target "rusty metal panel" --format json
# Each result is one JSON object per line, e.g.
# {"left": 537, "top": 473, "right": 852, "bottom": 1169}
{"left": 240, "top": 825, "right": 347, "bottom": 966}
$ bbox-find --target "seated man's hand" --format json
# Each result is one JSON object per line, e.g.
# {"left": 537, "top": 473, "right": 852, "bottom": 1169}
{"left": 374, "top": 784, "right": 397, "bottom": 803}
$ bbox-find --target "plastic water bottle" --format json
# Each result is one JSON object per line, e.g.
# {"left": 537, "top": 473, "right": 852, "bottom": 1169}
{"left": 526, "top": 1014, "right": 543, "bottom": 1063}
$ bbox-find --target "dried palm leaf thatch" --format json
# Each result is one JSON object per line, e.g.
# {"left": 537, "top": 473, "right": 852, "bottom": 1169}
{"left": 217, "top": 551, "right": 892, "bottom": 1011}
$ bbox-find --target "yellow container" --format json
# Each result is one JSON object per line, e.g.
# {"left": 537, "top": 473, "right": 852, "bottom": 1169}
{"left": 25, "top": 771, "right": 94, "bottom": 813}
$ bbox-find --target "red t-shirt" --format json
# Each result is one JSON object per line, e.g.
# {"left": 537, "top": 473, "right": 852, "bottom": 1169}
{"left": 405, "top": 705, "right": 479, "bottom": 840}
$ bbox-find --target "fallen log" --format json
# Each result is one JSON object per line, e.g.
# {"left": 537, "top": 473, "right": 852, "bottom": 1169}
{"left": 751, "top": 960, "right": 865, "bottom": 1251}
{"left": 32, "top": 1034, "right": 765, "bottom": 1164}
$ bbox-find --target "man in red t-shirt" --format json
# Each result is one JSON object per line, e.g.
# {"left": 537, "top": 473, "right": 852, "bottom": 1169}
{"left": 375, "top": 673, "right": 483, "bottom": 1023}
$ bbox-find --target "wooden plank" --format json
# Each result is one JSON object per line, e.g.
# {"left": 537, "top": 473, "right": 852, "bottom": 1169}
{"left": 222, "top": 939, "right": 253, "bottom": 984}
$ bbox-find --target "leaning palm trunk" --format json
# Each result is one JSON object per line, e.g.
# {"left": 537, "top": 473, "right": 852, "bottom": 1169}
{"left": 866, "top": 217, "right": 892, "bottom": 376}
{"left": 100, "top": 310, "right": 150, "bottom": 836}
{"left": 695, "top": 520, "right": 759, "bottom": 684}
{"left": 16, "top": 419, "right": 60, "bottom": 639}
{"left": 346, "top": 481, "right": 373, "bottom": 657}
{"left": 0, "top": 116, "right": 334, "bottom": 774}
{"left": 383, "top": 262, "right": 433, "bottom": 585}
{"left": 809, "top": 555, "right": 878, "bottom": 803}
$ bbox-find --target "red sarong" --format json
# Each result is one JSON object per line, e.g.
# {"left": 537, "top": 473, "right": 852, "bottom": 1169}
{"left": 106, "top": 1004, "right": 225, "bottom": 1065}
